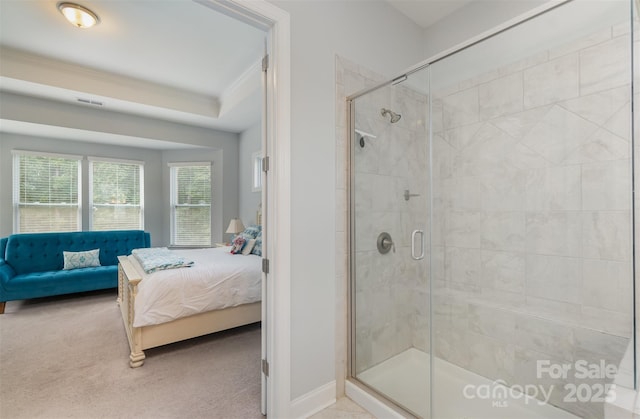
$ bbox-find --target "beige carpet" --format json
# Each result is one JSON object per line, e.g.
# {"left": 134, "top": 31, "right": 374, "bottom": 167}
{"left": 0, "top": 290, "right": 264, "bottom": 419}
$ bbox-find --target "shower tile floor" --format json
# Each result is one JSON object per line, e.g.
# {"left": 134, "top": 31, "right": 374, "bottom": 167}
{"left": 353, "top": 348, "right": 578, "bottom": 418}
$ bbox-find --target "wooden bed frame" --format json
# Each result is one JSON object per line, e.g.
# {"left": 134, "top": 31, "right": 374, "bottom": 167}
{"left": 117, "top": 255, "right": 262, "bottom": 367}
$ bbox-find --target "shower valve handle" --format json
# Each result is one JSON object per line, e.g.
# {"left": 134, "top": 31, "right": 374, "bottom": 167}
{"left": 377, "top": 232, "right": 395, "bottom": 254}
{"left": 382, "top": 237, "right": 395, "bottom": 253}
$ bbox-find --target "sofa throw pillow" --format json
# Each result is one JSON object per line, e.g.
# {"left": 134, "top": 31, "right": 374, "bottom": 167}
{"left": 63, "top": 249, "right": 101, "bottom": 270}
{"left": 230, "top": 236, "right": 246, "bottom": 254}
{"left": 242, "top": 239, "right": 256, "bottom": 256}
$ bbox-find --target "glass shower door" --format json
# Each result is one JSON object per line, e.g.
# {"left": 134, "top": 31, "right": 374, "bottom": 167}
{"left": 349, "top": 66, "right": 431, "bottom": 417}
{"left": 349, "top": 2, "right": 634, "bottom": 418}
{"left": 429, "top": 1, "right": 635, "bottom": 418}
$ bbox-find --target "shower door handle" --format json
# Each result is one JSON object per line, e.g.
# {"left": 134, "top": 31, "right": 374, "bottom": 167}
{"left": 411, "top": 230, "right": 425, "bottom": 260}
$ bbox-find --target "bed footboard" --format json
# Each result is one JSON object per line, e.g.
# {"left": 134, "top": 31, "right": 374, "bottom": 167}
{"left": 117, "top": 256, "right": 145, "bottom": 368}
{"left": 117, "top": 255, "right": 262, "bottom": 368}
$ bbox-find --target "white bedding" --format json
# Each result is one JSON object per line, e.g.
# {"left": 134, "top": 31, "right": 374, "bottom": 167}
{"left": 129, "top": 247, "right": 261, "bottom": 327}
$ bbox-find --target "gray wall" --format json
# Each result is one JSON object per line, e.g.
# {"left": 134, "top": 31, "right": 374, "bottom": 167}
{"left": 0, "top": 92, "right": 241, "bottom": 246}
{"left": 0, "top": 92, "right": 239, "bottom": 149}
{"left": 239, "top": 123, "right": 261, "bottom": 228}
{"left": 0, "top": 133, "right": 164, "bottom": 244}
{"left": 421, "top": 0, "right": 549, "bottom": 59}
{"left": 270, "top": 0, "right": 424, "bottom": 400}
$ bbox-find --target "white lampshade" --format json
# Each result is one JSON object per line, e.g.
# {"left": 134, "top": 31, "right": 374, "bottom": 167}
{"left": 226, "top": 218, "right": 245, "bottom": 235}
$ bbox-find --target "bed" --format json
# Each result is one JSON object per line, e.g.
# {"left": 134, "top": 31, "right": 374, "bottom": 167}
{"left": 117, "top": 247, "right": 262, "bottom": 367}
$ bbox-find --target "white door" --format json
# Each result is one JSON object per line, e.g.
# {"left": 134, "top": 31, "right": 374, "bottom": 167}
{"left": 200, "top": 2, "right": 282, "bottom": 415}
{"left": 260, "top": 42, "right": 269, "bottom": 416}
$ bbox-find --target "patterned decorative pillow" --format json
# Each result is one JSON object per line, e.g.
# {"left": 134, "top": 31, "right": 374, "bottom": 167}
{"left": 242, "top": 239, "right": 256, "bottom": 255}
{"left": 238, "top": 232, "right": 254, "bottom": 243}
{"left": 230, "top": 235, "right": 246, "bottom": 254}
{"left": 242, "top": 225, "right": 262, "bottom": 239}
{"left": 251, "top": 232, "right": 262, "bottom": 257}
{"left": 63, "top": 249, "right": 101, "bottom": 270}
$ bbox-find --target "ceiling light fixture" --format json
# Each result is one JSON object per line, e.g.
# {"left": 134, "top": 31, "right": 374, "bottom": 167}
{"left": 57, "top": 2, "right": 100, "bottom": 29}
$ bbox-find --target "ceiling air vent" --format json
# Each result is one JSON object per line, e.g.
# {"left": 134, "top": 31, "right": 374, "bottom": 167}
{"left": 76, "top": 97, "right": 104, "bottom": 106}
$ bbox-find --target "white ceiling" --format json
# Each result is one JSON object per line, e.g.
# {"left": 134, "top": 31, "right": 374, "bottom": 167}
{"left": 0, "top": 0, "right": 266, "bottom": 141}
{"left": 0, "top": 1, "right": 266, "bottom": 96}
{"left": 0, "top": 0, "right": 474, "bottom": 147}
{"left": 386, "top": 0, "right": 475, "bottom": 29}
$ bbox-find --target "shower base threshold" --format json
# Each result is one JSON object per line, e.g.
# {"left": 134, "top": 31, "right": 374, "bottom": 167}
{"left": 350, "top": 348, "right": 578, "bottom": 418}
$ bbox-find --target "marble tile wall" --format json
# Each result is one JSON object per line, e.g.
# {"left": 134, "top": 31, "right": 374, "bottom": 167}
{"left": 430, "top": 20, "right": 635, "bottom": 418}
{"left": 336, "top": 17, "right": 637, "bottom": 419}
{"left": 346, "top": 62, "right": 429, "bottom": 374}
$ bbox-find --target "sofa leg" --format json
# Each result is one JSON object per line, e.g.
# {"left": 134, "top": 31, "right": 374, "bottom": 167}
{"left": 0, "top": 302, "right": 5, "bottom": 314}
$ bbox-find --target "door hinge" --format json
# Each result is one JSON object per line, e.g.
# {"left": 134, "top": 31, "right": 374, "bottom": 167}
{"left": 262, "top": 359, "right": 270, "bottom": 377}
{"left": 262, "top": 258, "right": 270, "bottom": 274}
{"left": 262, "top": 156, "right": 270, "bottom": 172}
{"left": 262, "top": 54, "right": 269, "bottom": 72}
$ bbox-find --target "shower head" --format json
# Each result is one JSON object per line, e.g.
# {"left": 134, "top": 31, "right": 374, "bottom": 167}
{"left": 381, "top": 108, "right": 401, "bottom": 123}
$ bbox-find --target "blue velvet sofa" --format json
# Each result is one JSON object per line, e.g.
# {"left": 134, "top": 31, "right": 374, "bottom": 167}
{"left": 0, "top": 230, "right": 151, "bottom": 313}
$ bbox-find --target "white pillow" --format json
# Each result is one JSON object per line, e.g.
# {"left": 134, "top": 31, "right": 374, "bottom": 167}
{"left": 242, "top": 239, "right": 256, "bottom": 256}
{"left": 63, "top": 249, "right": 101, "bottom": 270}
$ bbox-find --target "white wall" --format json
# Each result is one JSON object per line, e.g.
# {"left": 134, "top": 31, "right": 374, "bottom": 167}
{"left": 239, "top": 123, "right": 261, "bottom": 228}
{"left": 269, "top": 0, "right": 424, "bottom": 400}
{"left": 0, "top": 133, "right": 164, "bottom": 244}
{"left": 425, "top": 0, "right": 630, "bottom": 92}
{"left": 0, "top": 92, "right": 241, "bottom": 246}
{"left": 0, "top": 92, "right": 239, "bottom": 148}
{"left": 421, "top": 0, "right": 549, "bottom": 59}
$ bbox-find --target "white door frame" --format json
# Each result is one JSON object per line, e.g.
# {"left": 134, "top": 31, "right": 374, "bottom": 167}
{"left": 194, "top": 1, "right": 291, "bottom": 417}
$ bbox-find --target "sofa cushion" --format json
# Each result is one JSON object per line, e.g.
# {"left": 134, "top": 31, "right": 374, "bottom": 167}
{"left": 2, "top": 266, "right": 118, "bottom": 297}
{"left": 5, "top": 230, "right": 150, "bottom": 275}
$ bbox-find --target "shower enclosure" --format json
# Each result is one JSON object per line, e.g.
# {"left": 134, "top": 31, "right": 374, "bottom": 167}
{"left": 348, "top": 1, "right": 636, "bottom": 418}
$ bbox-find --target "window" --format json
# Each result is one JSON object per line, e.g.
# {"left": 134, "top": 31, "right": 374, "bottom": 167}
{"left": 169, "top": 162, "right": 212, "bottom": 246}
{"left": 13, "top": 151, "right": 82, "bottom": 233}
{"left": 89, "top": 158, "right": 144, "bottom": 230}
{"left": 252, "top": 151, "right": 263, "bottom": 192}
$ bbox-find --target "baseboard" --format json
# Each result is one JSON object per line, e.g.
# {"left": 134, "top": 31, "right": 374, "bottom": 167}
{"left": 290, "top": 380, "right": 336, "bottom": 419}
{"left": 345, "top": 380, "right": 405, "bottom": 418}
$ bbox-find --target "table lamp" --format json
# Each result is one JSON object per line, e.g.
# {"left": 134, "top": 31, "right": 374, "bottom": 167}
{"left": 226, "top": 218, "right": 245, "bottom": 243}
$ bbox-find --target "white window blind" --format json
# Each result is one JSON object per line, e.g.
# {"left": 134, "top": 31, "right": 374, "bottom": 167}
{"left": 89, "top": 158, "right": 144, "bottom": 231}
{"left": 170, "top": 163, "right": 212, "bottom": 246}
{"left": 13, "top": 151, "right": 82, "bottom": 233}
